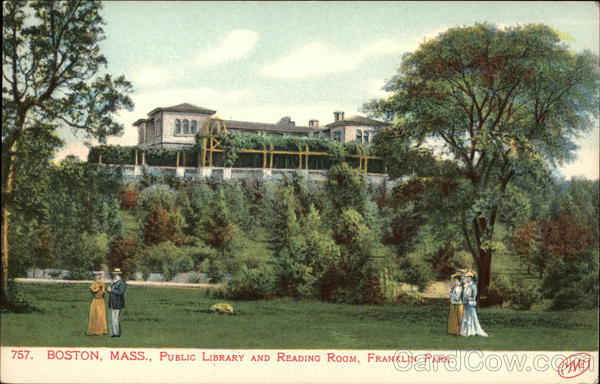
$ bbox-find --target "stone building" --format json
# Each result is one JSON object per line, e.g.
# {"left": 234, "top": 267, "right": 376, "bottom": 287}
{"left": 134, "top": 103, "right": 387, "bottom": 148}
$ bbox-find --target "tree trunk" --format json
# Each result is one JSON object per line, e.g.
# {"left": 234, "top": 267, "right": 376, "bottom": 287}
{"left": 476, "top": 248, "right": 492, "bottom": 300}
{"left": 1, "top": 149, "right": 17, "bottom": 303}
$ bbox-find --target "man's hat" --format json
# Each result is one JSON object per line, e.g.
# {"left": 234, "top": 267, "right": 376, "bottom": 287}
{"left": 92, "top": 270, "right": 103, "bottom": 275}
{"left": 450, "top": 272, "right": 462, "bottom": 280}
{"left": 112, "top": 268, "right": 122, "bottom": 274}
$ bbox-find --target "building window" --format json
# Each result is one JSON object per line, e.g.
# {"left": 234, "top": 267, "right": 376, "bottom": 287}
{"left": 175, "top": 119, "right": 181, "bottom": 134}
{"left": 364, "top": 131, "right": 370, "bottom": 144}
{"left": 191, "top": 120, "right": 197, "bottom": 134}
{"left": 183, "top": 119, "right": 189, "bottom": 134}
{"left": 356, "top": 129, "right": 362, "bottom": 143}
{"left": 333, "top": 131, "right": 341, "bottom": 141}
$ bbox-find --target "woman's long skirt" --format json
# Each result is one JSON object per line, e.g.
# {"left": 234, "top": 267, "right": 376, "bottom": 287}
{"left": 87, "top": 298, "right": 108, "bottom": 335}
{"left": 447, "top": 304, "right": 464, "bottom": 335}
{"left": 459, "top": 304, "right": 488, "bottom": 337}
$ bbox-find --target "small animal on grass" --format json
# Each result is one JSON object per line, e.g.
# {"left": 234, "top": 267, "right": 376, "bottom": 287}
{"left": 210, "top": 303, "right": 234, "bottom": 315}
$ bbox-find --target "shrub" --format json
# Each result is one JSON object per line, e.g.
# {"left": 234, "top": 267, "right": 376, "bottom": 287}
{"left": 396, "top": 290, "right": 424, "bottom": 305}
{"left": 120, "top": 183, "right": 139, "bottom": 210}
{"left": 106, "top": 235, "right": 141, "bottom": 280}
{"left": 326, "top": 163, "right": 369, "bottom": 215}
{"left": 486, "top": 274, "right": 540, "bottom": 310}
{"left": 143, "top": 207, "right": 187, "bottom": 246}
{"left": 137, "top": 184, "right": 177, "bottom": 217}
{"left": 163, "top": 253, "right": 195, "bottom": 281}
{"left": 542, "top": 249, "right": 599, "bottom": 310}
{"left": 486, "top": 275, "right": 512, "bottom": 306}
{"left": 225, "top": 265, "right": 276, "bottom": 300}
{"left": 398, "top": 254, "right": 432, "bottom": 292}
{"left": 206, "top": 257, "right": 223, "bottom": 283}
{"left": 508, "top": 282, "right": 541, "bottom": 310}
{"left": 139, "top": 241, "right": 193, "bottom": 281}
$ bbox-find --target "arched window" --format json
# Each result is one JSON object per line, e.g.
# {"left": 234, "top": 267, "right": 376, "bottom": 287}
{"left": 191, "top": 120, "right": 197, "bottom": 134}
{"left": 183, "top": 119, "right": 189, "bottom": 134}
{"left": 356, "top": 129, "right": 362, "bottom": 143}
{"left": 175, "top": 119, "right": 181, "bottom": 134}
{"left": 364, "top": 131, "right": 370, "bottom": 144}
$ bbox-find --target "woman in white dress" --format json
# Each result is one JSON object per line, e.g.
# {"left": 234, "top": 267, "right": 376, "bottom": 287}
{"left": 459, "top": 270, "right": 488, "bottom": 337}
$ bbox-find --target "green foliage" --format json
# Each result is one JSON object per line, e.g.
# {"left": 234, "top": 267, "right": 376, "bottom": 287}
{"left": 324, "top": 209, "right": 382, "bottom": 303}
{"left": 366, "top": 23, "right": 599, "bottom": 293}
{"left": 395, "top": 290, "right": 425, "bottom": 305}
{"left": 325, "top": 162, "right": 369, "bottom": 215}
{"left": 225, "top": 265, "right": 277, "bottom": 300}
{"left": 206, "top": 257, "right": 223, "bottom": 283}
{"left": 541, "top": 249, "right": 599, "bottom": 310}
{"left": 509, "top": 283, "right": 541, "bottom": 311}
{"left": 268, "top": 184, "right": 315, "bottom": 297}
{"left": 137, "top": 184, "right": 177, "bottom": 218}
{"left": 3, "top": 1, "right": 134, "bottom": 144}
{"left": 140, "top": 241, "right": 194, "bottom": 281}
{"left": 179, "top": 184, "right": 214, "bottom": 236}
{"left": 86, "top": 138, "right": 384, "bottom": 172}
{"left": 397, "top": 254, "right": 432, "bottom": 292}
{"left": 200, "top": 188, "right": 238, "bottom": 256}
{"left": 88, "top": 145, "right": 200, "bottom": 167}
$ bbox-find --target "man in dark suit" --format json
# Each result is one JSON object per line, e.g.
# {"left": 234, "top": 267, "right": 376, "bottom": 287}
{"left": 107, "top": 268, "right": 126, "bottom": 337}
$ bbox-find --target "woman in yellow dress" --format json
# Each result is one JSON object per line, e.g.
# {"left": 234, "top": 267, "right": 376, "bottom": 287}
{"left": 87, "top": 271, "right": 108, "bottom": 336}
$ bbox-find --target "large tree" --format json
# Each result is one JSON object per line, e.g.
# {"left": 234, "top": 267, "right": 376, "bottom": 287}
{"left": 2, "top": 1, "right": 133, "bottom": 302}
{"left": 366, "top": 24, "right": 599, "bottom": 296}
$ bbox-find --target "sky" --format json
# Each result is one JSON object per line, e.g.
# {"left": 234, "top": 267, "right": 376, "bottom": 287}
{"left": 56, "top": 1, "right": 600, "bottom": 180}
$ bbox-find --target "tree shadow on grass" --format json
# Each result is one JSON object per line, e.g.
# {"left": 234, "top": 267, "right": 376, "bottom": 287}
{"left": 1, "top": 298, "right": 43, "bottom": 314}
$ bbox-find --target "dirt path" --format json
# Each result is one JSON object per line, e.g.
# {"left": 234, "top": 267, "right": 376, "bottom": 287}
{"left": 16, "top": 278, "right": 449, "bottom": 298}
{"left": 15, "top": 278, "right": 224, "bottom": 289}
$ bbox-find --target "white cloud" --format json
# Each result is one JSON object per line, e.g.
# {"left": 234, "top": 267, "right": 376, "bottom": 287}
{"left": 129, "top": 66, "right": 174, "bottom": 88}
{"left": 558, "top": 147, "right": 600, "bottom": 180}
{"left": 259, "top": 43, "right": 356, "bottom": 79}
{"left": 260, "top": 38, "right": 412, "bottom": 79}
{"left": 195, "top": 29, "right": 258, "bottom": 67}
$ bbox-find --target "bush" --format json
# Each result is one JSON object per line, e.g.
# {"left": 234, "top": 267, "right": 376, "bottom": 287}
{"left": 396, "top": 290, "right": 425, "bottom": 305}
{"left": 143, "top": 207, "right": 187, "bottom": 246}
{"left": 542, "top": 249, "right": 599, "bottom": 310}
{"left": 225, "top": 265, "right": 276, "bottom": 300}
{"left": 120, "top": 183, "right": 139, "bottom": 210}
{"left": 140, "top": 241, "right": 193, "bottom": 281}
{"left": 486, "top": 274, "right": 512, "bottom": 306}
{"left": 137, "top": 184, "right": 177, "bottom": 217}
{"left": 206, "top": 258, "right": 223, "bottom": 283}
{"left": 398, "top": 254, "right": 432, "bottom": 292}
{"left": 508, "top": 282, "right": 541, "bottom": 310}
{"left": 106, "top": 235, "right": 141, "bottom": 280}
{"left": 486, "top": 274, "right": 540, "bottom": 310}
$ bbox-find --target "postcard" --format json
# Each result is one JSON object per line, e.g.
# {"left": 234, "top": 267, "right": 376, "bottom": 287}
{"left": 1, "top": 1, "right": 598, "bottom": 383}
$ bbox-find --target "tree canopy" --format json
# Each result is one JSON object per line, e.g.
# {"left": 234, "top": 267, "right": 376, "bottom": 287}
{"left": 366, "top": 23, "right": 599, "bottom": 295}
{"left": 2, "top": 0, "right": 133, "bottom": 302}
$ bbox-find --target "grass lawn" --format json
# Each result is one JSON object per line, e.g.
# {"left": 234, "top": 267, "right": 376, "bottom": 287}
{"left": 1, "top": 283, "right": 597, "bottom": 351}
